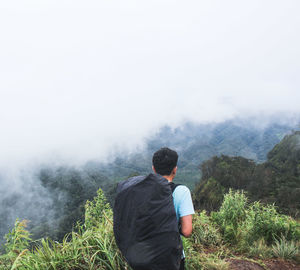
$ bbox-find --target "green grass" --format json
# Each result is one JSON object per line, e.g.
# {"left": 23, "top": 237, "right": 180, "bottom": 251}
{"left": 247, "top": 238, "right": 272, "bottom": 259}
{"left": 1, "top": 189, "right": 299, "bottom": 270}
{"left": 272, "top": 236, "right": 299, "bottom": 260}
{"left": 0, "top": 191, "right": 127, "bottom": 270}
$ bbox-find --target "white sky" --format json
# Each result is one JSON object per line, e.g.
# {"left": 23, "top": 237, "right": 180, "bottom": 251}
{"left": 0, "top": 0, "right": 300, "bottom": 166}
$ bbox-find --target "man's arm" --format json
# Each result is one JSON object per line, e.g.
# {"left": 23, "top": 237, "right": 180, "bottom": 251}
{"left": 180, "top": 214, "right": 193, "bottom": 238}
{"left": 173, "top": 185, "right": 195, "bottom": 238}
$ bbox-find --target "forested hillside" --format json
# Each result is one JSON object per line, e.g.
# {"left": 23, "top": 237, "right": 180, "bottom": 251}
{"left": 0, "top": 166, "right": 113, "bottom": 247}
{"left": 193, "top": 131, "right": 300, "bottom": 218}
{"left": 92, "top": 121, "right": 294, "bottom": 189}
{"left": 0, "top": 120, "right": 297, "bottom": 248}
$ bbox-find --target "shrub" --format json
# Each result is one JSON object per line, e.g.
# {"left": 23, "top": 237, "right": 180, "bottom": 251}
{"left": 246, "top": 202, "right": 300, "bottom": 245}
{"left": 272, "top": 236, "right": 299, "bottom": 260}
{"left": 191, "top": 211, "right": 222, "bottom": 248}
{"left": 211, "top": 189, "right": 247, "bottom": 244}
{"left": 211, "top": 189, "right": 300, "bottom": 249}
{"left": 84, "top": 189, "right": 111, "bottom": 229}
{"left": 0, "top": 189, "right": 128, "bottom": 270}
{"left": 0, "top": 219, "right": 31, "bottom": 270}
{"left": 247, "top": 238, "right": 272, "bottom": 259}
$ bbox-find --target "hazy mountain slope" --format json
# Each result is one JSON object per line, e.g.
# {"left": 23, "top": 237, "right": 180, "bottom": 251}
{"left": 0, "top": 120, "right": 296, "bottom": 247}
{"left": 0, "top": 166, "right": 112, "bottom": 247}
{"left": 193, "top": 131, "right": 300, "bottom": 217}
{"left": 96, "top": 121, "right": 294, "bottom": 189}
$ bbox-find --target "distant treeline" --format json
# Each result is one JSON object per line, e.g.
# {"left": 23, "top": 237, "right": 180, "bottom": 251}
{"left": 193, "top": 131, "right": 300, "bottom": 218}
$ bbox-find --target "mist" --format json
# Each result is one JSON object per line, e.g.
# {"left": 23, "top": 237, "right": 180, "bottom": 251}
{"left": 0, "top": 1, "right": 300, "bottom": 242}
{"left": 0, "top": 0, "right": 300, "bottom": 167}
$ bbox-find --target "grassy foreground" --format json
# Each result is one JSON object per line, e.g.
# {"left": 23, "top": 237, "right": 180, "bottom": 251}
{"left": 0, "top": 189, "right": 299, "bottom": 270}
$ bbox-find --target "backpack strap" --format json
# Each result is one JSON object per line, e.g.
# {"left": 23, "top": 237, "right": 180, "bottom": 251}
{"left": 170, "top": 182, "right": 181, "bottom": 193}
{"left": 169, "top": 182, "right": 184, "bottom": 236}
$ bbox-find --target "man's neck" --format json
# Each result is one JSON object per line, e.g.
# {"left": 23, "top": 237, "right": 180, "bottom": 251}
{"left": 163, "top": 175, "right": 173, "bottom": 182}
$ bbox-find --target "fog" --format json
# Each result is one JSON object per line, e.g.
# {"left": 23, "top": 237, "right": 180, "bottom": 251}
{"left": 1, "top": 0, "right": 300, "bottom": 167}
{"left": 1, "top": 0, "right": 300, "bottom": 246}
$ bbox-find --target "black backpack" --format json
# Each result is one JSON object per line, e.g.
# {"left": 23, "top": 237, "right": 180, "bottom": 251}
{"left": 113, "top": 173, "right": 183, "bottom": 270}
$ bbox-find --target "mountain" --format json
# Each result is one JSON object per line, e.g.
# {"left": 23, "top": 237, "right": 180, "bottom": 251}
{"left": 0, "top": 120, "right": 297, "bottom": 247}
{"left": 95, "top": 120, "right": 295, "bottom": 190}
{"left": 0, "top": 166, "right": 112, "bottom": 246}
{"left": 193, "top": 131, "right": 300, "bottom": 217}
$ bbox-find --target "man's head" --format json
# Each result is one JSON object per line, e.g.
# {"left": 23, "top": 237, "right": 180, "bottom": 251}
{"left": 152, "top": 147, "right": 178, "bottom": 176}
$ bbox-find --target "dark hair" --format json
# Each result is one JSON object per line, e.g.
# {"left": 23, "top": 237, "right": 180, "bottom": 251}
{"left": 152, "top": 147, "right": 178, "bottom": 176}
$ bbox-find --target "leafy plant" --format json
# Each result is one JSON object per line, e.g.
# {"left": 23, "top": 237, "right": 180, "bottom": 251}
{"left": 272, "top": 236, "right": 299, "bottom": 260}
{"left": 191, "top": 211, "right": 222, "bottom": 247}
{"left": 248, "top": 238, "right": 272, "bottom": 259}
{"left": 84, "top": 188, "right": 111, "bottom": 229}
{"left": 0, "top": 219, "right": 31, "bottom": 270}
{"left": 246, "top": 202, "right": 300, "bottom": 245}
{"left": 3, "top": 219, "right": 31, "bottom": 255}
{"left": 211, "top": 189, "right": 247, "bottom": 244}
{"left": 0, "top": 189, "right": 128, "bottom": 270}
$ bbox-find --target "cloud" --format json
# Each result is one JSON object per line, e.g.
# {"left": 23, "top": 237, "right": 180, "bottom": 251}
{"left": 0, "top": 0, "right": 300, "bottom": 166}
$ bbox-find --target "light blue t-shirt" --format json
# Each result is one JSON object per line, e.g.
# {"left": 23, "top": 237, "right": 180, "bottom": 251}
{"left": 172, "top": 185, "right": 195, "bottom": 221}
{"left": 172, "top": 184, "right": 195, "bottom": 258}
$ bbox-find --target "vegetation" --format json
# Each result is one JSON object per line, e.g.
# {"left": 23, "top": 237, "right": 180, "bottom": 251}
{"left": 0, "top": 190, "right": 126, "bottom": 270}
{"left": 272, "top": 236, "right": 299, "bottom": 260}
{"left": 184, "top": 190, "right": 300, "bottom": 268}
{"left": 0, "top": 165, "right": 117, "bottom": 249}
{"left": 0, "top": 189, "right": 299, "bottom": 269}
{"left": 0, "top": 122, "right": 299, "bottom": 268}
{"left": 0, "top": 121, "right": 294, "bottom": 246}
{"left": 193, "top": 131, "right": 300, "bottom": 218}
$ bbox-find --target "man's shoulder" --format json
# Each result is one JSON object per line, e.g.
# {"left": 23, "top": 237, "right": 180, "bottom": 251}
{"left": 173, "top": 184, "right": 195, "bottom": 217}
{"left": 173, "top": 185, "right": 192, "bottom": 203}
{"left": 173, "top": 185, "right": 191, "bottom": 195}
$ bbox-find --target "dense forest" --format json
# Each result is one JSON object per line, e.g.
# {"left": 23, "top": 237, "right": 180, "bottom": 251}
{"left": 0, "top": 120, "right": 298, "bottom": 248}
{"left": 193, "top": 131, "right": 300, "bottom": 218}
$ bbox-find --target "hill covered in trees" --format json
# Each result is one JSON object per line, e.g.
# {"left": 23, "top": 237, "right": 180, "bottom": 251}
{"left": 0, "top": 120, "right": 298, "bottom": 248}
{"left": 0, "top": 166, "right": 114, "bottom": 247}
{"left": 92, "top": 120, "right": 295, "bottom": 189}
{"left": 193, "top": 131, "right": 300, "bottom": 218}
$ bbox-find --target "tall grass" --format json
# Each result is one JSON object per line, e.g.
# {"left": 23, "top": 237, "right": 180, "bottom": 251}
{"left": 246, "top": 202, "right": 300, "bottom": 245}
{"left": 1, "top": 189, "right": 299, "bottom": 269}
{"left": 0, "top": 190, "right": 128, "bottom": 270}
{"left": 0, "top": 219, "right": 31, "bottom": 270}
{"left": 211, "top": 189, "right": 248, "bottom": 245}
{"left": 272, "top": 236, "right": 299, "bottom": 260}
{"left": 247, "top": 238, "right": 272, "bottom": 259}
{"left": 211, "top": 189, "right": 300, "bottom": 248}
{"left": 191, "top": 211, "right": 222, "bottom": 248}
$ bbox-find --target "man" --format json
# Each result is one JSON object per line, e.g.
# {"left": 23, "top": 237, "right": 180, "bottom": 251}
{"left": 152, "top": 147, "right": 195, "bottom": 270}
{"left": 114, "top": 147, "right": 194, "bottom": 270}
